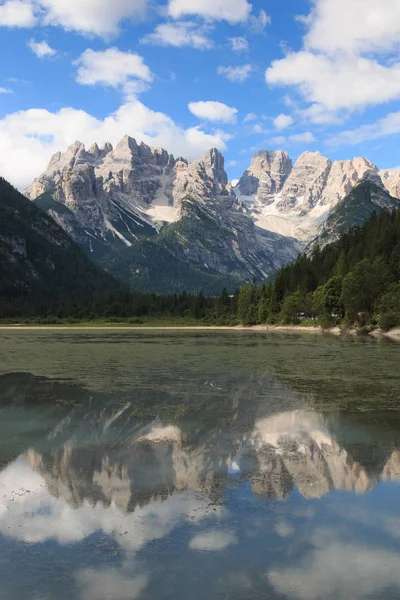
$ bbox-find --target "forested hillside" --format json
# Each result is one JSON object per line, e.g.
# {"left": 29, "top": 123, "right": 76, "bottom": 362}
{"left": 0, "top": 177, "right": 237, "bottom": 322}
{"left": 0, "top": 177, "right": 125, "bottom": 318}
{"left": 2, "top": 175, "right": 400, "bottom": 331}
{"left": 237, "top": 204, "right": 400, "bottom": 330}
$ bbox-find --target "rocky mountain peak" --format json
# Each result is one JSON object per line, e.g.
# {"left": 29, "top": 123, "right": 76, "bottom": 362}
{"left": 116, "top": 134, "right": 139, "bottom": 152}
{"left": 195, "top": 148, "right": 228, "bottom": 187}
{"left": 22, "top": 138, "right": 400, "bottom": 293}
{"left": 277, "top": 152, "right": 332, "bottom": 213}
{"left": 236, "top": 149, "right": 292, "bottom": 201}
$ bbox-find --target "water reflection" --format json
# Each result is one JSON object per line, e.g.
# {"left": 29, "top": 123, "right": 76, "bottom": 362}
{"left": 1, "top": 368, "right": 400, "bottom": 600}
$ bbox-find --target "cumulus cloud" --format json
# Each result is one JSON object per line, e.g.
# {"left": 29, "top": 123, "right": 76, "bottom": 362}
{"left": 273, "top": 113, "right": 294, "bottom": 130}
{"left": 326, "top": 111, "right": 400, "bottom": 147}
{"left": 168, "top": 0, "right": 251, "bottom": 24}
{"left": 275, "top": 521, "right": 295, "bottom": 538}
{"left": 265, "top": 132, "right": 315, "bottom": 146}
{"left": 249, "top": 9, "right": 271, "bottom": 33}
{"left": 217, "top": 64, "right": 252, "bottom": 83}
{"left": 228, "top": 36, "right": 249, "bottom": 52}
{"left": 28, "top": 39, "right": 56, "bottom": 58}
{"left": 141, "top": 21, "right": 213, "bottom": 50}
{"left": 189, "top": 530, "right": 237, "bottom": 551}
{"left": 74, "top": 48, "right": 153, "bottom": 93}
{"left": 266, "top": 0, "right": 400, "bottom": 122}
{"left": 303, "top": 0, "right": 400, "bottom": 55}
{"left": 243, "top": 112, "right": 257, "bottom": 122}
{"left": 188, "top": 101, "right": 238, "bottom": 124}
{"left": 249, "top": 123, "right": 268, "bottom": 135}
{"left": 266, "top": 52, "right": 400, "bottom": 113}
{"left": 0, "top": 100, "right": 231, "bottom": 189}
{"left": 290, "top": 131, "right": 315, "bottom": 143}
{"left": 0, "top": 0, "right": 146, "bottom": 36}
{"left": 0, "top": 0, "right": 37, "bottom": 27}
{"left": 0, "top": 459, "right": 227, "bottom": 547}
{"left": 77, "top": 570, "right": 148, "bottom": 600}
{"left": 269, "top": 536, "right": 400, "bottom": 600}
{"left": 42, "top": 0, "right": 146, "bottom": 36}
{"left": 267, "top": 136, "right": 287, "bottom": 146}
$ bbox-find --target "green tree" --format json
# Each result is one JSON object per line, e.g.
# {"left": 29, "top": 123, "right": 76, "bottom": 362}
{"left": 280, "top": 291, "right": 303, "bottom": 324}
{"left": 323, "top": 276, "right": 344, "bottom": 318}
{"left": 341, "top": 259, "right": 386, "bottom": 321}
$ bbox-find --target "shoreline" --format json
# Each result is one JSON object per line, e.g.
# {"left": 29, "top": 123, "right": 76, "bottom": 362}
{"left": 0, "top": 324, "right": 399, "bottom": 340}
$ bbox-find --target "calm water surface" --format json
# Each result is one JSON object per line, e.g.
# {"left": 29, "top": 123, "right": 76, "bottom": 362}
{"left": 1, "top": 331, "right": 400, "bottom": 600}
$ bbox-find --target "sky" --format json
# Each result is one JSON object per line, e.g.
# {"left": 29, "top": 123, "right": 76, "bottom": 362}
{"left": 1, "top": 0, "right": 400, "bottom": 189}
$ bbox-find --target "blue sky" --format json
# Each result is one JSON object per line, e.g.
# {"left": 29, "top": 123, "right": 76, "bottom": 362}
{"left": 1, "top": 0, "right": 400, "bottom": 188}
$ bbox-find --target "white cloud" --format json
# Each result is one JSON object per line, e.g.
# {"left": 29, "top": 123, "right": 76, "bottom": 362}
{"left": 141, "top": 21, "right": 213, "bottom": 50}
{"left": 266, "top": 136, "right": 287, "bottom": 146}
{"left": 269, "top": 536, "right": 400, "bottom": 600}
{"left": 168, "top": 0, "right": 251, "bottom": 24}
{"left": 265, "top": 0, "right": 400, "bottom": 121}
{"left": 273, "top": 113, "right": 294, "bottom": 130}
{"left": 0, "top": 0, "right": 146, "bottom": 36}
{"left": 188, "top": 101, "right": 238, "bottom": 124}
{"left": 266, "top": 52, "right": 400, "bottom": 113}
{"left": 0, "top": 459, "right": 227, "bottom": 547}
{"left": 0, "top": 99, "right": 231, "bottom": 189}
{"left": 265, "top": 132, "right": 315, "bottom": 146}
{"left": 290, "top": 131, "right": 315, "bottom": 143}
{"left": 39, "top": 0, "right": 147, "bottom": 37}
{"left": 28, "top": 39, "right": 56, "bottom": 58}
{"left": 0, "top": 86, "right": 13, "bottom": 94}
{"left": 217, "top": 64, "right": 252, "bottom": 83}
{"left": 275, "top": 521, "right": 295, "bottom": 538}
{"left": 189, "top": 530, "right": 237, "bottom": 551}
{"left": 326, "top": 111, "right": 400, "bottom": 147}
{"left": 228, "top": 36, "right": 249, "bottom": 52}
{"left": 227, "top": 160, "right": 238, "bottom": 167}
{"left": 300, "top": 103, "right": 342, "bottom": 125}
{"left": 243, "top": 112, "right": 257, "bottom": 122}
{"left": 77, "top": 570, "right": 148, "bottom": 600}
{"left": 249, "top": 9, "right": 271, "bottom": 33}
{"left": 303, "top": 0, "right": 400, "bottom": 55}
{"left": 74, "top": 48, "right": 153, "bottom": 93}
{"left": 249, "top": 123, "right": 268, "bottom": 135}
{"left": 0, "top": 0, "right": 37, "bottom": 27}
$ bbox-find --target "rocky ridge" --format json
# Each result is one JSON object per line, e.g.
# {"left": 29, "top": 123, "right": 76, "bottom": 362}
{"left": 24, "top": 140, "right": 400, "bottom": 292}
{"left": 24, "top": 138, "right": 301, "bottom": 291}
{"left": 235, "top": 151, "right": 400, "bottom": 242}
{"left": 20, "top": 409, "right": 400, "bottom": 510}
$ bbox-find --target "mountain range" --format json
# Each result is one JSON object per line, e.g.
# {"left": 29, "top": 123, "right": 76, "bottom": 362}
{"left": 17, "top": 139, "right": 400, "bottom": 293}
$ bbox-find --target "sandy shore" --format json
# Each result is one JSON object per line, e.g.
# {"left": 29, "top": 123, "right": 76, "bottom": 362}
{"left": 0, "top": 324, "right": 399, "bottom": 339}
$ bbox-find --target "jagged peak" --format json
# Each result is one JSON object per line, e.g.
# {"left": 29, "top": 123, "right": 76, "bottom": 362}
{"left": 295, "top": 150, "right": 329, "bottom": 162}
{"left": 252, "top": 149, "right": 290, "bottom": 160}
{"left": 115, "top": 135, "right": 139, "bottom": 152}
{"left": 198, "top": 147, "right": 225, "bottom": 165}
{"left": 193, "top": 148, "right": 227, "bottom": 186}
{"left": 67, "top": 140, "right": 85, "bottom": 153}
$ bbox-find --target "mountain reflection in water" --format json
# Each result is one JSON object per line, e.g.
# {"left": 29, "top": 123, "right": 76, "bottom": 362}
{"left": 1, "top": 331, "right": 400, "bottom": 600}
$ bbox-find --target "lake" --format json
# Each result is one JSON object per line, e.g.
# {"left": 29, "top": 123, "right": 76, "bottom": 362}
{"left": 1, "top": 330, "right": 400, "bottom": 600}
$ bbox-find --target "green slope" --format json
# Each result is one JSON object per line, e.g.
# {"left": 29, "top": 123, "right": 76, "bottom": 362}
{"left": 104, "top": 212, "right": 244, "bottom": 295}
{"left": 313, "top": 180, "right": 400, "bottom": 248}
{"left": 0, "top": 178, "right": 122, "bottom": 316}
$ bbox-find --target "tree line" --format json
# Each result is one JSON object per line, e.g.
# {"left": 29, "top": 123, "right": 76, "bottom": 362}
{"left": 236, "top": 206, "right": 400, "bottom": 331}
{"left": 2, "top": 168, "right": 400, "bottom": 331}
